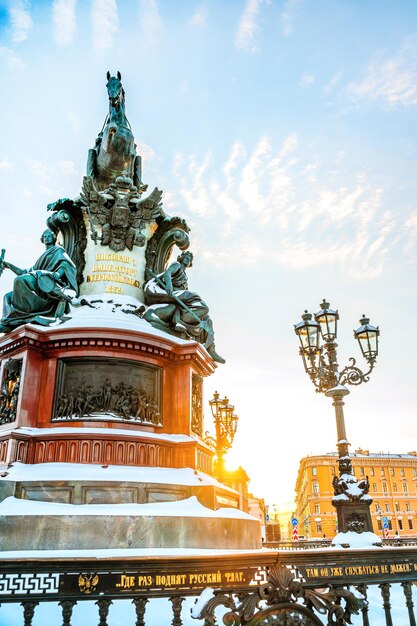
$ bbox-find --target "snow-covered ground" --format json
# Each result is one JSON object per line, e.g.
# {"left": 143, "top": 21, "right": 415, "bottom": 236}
{"left": 0, "top": 581, "right": 414, "bottom": 625}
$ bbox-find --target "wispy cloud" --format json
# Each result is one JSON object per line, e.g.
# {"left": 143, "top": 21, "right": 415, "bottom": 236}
{"left": 9, "top": 1, "right": 33, "bottom": 43}
{"left": 0, "top": 46, "right": 25, "bottom": 70}
{"left": 171, "top": 135, "right": 400, "bottom": 279}
{"left": 173, "top": 151, "right": 213, "bottom": 217}
{"left": 235, "top": 0, "right": 263, "bottom": 53}
{"left": 52, "top": 0, "right": 77, "bottom": 47}
{"left": 300, "top": 73, "right": 315, "bottom": 88}
{"left": 0, "top": 156, "right": 14, "bottom": 170}
{"left": 91, "top": 0, "right": 118, "bottom": 51}
{"left": 348, "top": 37, "right": 417, "bottom": 107}
{"left": 188, "top": 4, "right": 207, "bottom": 28}
{"left": 281, "top": 0, "right": 301, "bottom": 37}
{"left": 29, "top": 158, "right": 78, "bottom": 197}
{"left": 138, "top": 0, "right": 163, "bottom": 48}
{"left": 325, "top": 70, "right": 343, "bottom": 93}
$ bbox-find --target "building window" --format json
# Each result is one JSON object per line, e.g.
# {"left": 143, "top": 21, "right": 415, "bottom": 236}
{"left": 316, "top": 522, "right": 322, "bottom": 533}
{"left": 385, "top": 503, "right": 390, "bottom": 512}
{"left": 312, "top": 482, "right": 319, "bottom": 495}
{"left": 395, "top": 502, "right": 400, "bottom": 512}
{"left": 372, "top": 483, "right": 377, "bottom": 493}
{"left": 377, "top": 519, "right": 382, "bottom": 530}
{"left": 375, "top": 503, "right": 379, "bottom": 512}
{"left": 312, "top": 467, "right": 317, "bottom": 476}
{"left": 409, "top": 519, "right": 413, "bottom": 530}
{"left": 381, "top": 468, "right": 385, "bottom": 476}
{"left": 402, "top": 482, "right": 408, "bottom": 494}
{"left": 315, "top": 504, "right": 320, "bottom": 514}
{"left": 393, "top": 483, "right": 397, "bottom": 492}
{"left": 406, "top": 502, "right": 411, "bottom": 512}
{"left": 331, "top": 466, "right": 336, "bottom": 476}
{"left": 370, "top": 467, "right": 375, "bottom": 476}
{"left": 400, "top": 468, "right": 405, "bottom": 477}
{"left": 388, "top": 520, "right": 393, "bottom": 530}
{"left": 382, "top": 482, "right": 388, "bottom": 493}
{"left": 413, "top": 468, "right": 417, "bottom": 477}
{"left": 398, "top": 519, "right": 403, "bottom": 531}
{"left": 390, "top": 468, "right": 395, "bottom": 476}
{"left": 359, "top": 467, "right": 365, "bottom": 476}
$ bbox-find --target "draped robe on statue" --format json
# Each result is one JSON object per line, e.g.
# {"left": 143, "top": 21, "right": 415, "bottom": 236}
{"left": 144, "top": 262, "right": 215, "bottom": 347}
{"left": 1, "top": 246, "right": 78, "bottom": 330}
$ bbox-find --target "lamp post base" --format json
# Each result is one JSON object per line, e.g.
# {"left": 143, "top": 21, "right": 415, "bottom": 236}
{"left": 332, "top": 498, "right": 374, "bottom": 534}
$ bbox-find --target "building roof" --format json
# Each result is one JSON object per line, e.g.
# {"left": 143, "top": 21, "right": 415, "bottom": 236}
{"left": 301, "top": 450, "right": 417, "bottom": 460}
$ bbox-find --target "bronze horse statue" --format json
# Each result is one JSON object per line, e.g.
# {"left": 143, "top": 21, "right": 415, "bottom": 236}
{"left": 87, "top": 71, "right": 142, "bottom": 190}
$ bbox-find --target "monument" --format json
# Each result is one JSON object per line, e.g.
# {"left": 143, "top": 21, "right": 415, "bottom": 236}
{"left": 0, "top": 72, "right": 260, "bottom": 552}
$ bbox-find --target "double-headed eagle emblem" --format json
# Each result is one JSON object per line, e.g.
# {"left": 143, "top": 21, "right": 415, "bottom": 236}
{"left": 78, "top": 573, "right": 100, "bottom": 594}
{"left": 80, "top": 174, "right": 165, "bottom": 253}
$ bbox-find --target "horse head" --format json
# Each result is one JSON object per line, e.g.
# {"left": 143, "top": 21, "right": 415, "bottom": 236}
{"left": 106, "top": 71, "right": 124, "bottom": 109}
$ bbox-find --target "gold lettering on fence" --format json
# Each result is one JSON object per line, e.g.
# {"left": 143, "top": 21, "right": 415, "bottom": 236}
{"left": 303, "top": 561, "right": 416, "bottom": 579}
{"left": 114, "top": 570, "right": 243, "bottom": 591}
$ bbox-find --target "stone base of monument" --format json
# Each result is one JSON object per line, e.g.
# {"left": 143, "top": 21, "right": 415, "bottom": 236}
{"left": 0, "top": 497, "right": 260, "bottom": 551}
{"left": 0, "top": 298, "right": 262, "bottom": 554}
{"left": 0, "top": 462, "right": 261, "bottom": 551}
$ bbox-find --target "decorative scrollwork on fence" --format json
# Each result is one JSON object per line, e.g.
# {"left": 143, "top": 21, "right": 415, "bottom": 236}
{"left": 192, "top": 564, "right": 364, "bottom": 626}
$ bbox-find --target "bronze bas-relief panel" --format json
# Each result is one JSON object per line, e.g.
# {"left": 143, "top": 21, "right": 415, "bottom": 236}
{"left": 52, "top": 358, "right": 162, "bottom": 426}
{"left": 0, "top": 358, "right": 22, "bottom": 425}
{"left": 191, "top": 374, "right": 203, "bottom": 437}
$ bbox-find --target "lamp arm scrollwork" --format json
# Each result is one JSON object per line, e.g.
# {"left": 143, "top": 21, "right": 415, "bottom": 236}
{"left": 203, "top": 432, "right": 216, "bottom": 449}
{"left": 338, "top": 357, "right": 375, "bottom": 387}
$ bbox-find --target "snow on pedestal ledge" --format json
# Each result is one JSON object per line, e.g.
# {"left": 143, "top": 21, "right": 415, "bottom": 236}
{"left": 45, "top": 293, "right": 191, "bottom": 342}
{"left": 0, "top": 495, "right": 257, "bottom": 520}
{"left": 331, "top": 531, "right": 382, "bottom": 549}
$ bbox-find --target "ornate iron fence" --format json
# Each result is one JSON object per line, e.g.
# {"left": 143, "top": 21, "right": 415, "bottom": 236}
{"left": 0, "top": 547, "right": 415, "bottom": 625}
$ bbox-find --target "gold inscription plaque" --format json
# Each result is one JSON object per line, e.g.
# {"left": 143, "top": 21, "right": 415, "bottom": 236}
{"left": 85, "top": 253, "right": 141, "bottom": 294}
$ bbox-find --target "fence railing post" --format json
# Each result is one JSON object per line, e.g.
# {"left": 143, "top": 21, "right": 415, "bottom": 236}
{"left": 401, "top": 581, "right": 416, "bottom": 626}
{"left": 170, "top": 596, "right": 185, "bottom": 626}
{"left": 132, "top": 597, "right": 149, "bottom": 626}
{"left": 59, "top": 599, "right": 77, "bottom": 626}
{"left": 96, "top": 598, "right": 113, "bottom": 626}
{"left": 379, "top": 582, "right": 393, "bottom": 626}
{"left": 21, "top": 601, "right": 39, "bottom": 626}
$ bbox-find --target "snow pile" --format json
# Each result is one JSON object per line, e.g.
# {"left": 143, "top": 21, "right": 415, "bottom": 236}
{"left": 0, "top": 495, "right": 257, "bottom": 520}
{"left": 333, "top": 473, "right": 372, "bottom": 501}
{"left": 331, "top": 531, "right": 382, "bottom": 549}
{"left": 1, "top": 427, "right": 197, "bottom": 443}
{"left": 0, "top": 461, "right": 232, "bottom": 489}
{"left": 0, "top": 547, "right": 268, "bottom": 560}
{"left": 191, "top": 588, "right": 215, "bottom": 617}
{"left": 38, "top": 293, "right": 190, "bottom": 344}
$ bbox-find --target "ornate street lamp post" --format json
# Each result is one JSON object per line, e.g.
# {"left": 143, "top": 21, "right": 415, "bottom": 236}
{"left": 204, "top": 391, "right": 238, "bottom": 481}
{"left": 294, "top": 300, "right": 380, "bottom": 538}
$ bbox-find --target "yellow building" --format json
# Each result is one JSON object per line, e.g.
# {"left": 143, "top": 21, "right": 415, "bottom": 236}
{"left": 295, "top": 449, "right": 417, "bottom": 539}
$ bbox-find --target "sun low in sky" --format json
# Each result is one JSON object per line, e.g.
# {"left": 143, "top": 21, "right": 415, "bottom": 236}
{"left": 0, "top": 0, "right": 416, "bottom": 506}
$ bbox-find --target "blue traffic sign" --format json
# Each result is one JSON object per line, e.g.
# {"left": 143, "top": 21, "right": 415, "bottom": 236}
{"left": 383, "top": 517, "right": 389, "bottom": 529}
{"left": 291, "top": 517, "right": 298, "bottom": 526}
{"left": 266, "top": 514, "right": 270, "bottom": 522}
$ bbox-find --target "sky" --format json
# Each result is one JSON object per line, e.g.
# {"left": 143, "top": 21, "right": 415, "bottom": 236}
{"left": 0, "top": 0, "right": 416, "bottom": 510}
